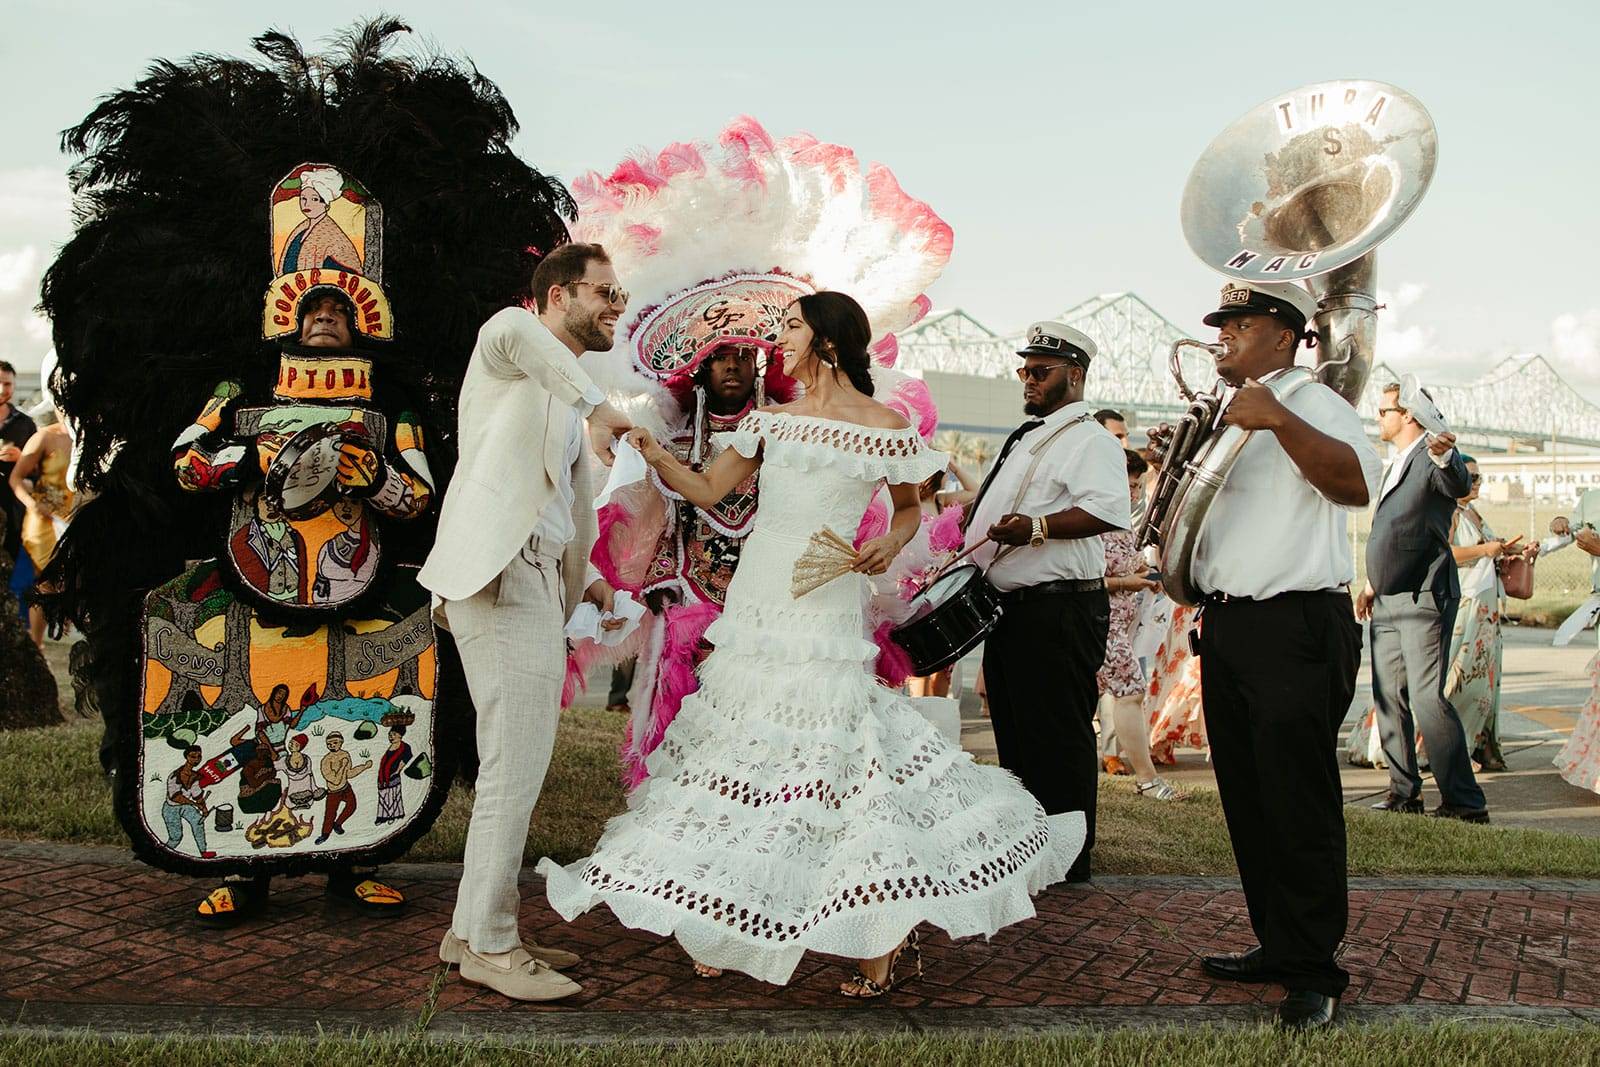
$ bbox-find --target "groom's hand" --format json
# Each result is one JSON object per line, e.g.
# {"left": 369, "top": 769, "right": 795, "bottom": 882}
{"left": 587, "top": 401, "right": 632, "bottom": 466}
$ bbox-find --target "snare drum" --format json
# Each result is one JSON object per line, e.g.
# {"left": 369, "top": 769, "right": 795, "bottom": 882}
{"left": 890, "top": 564, "right": 1004, "bottom": 677}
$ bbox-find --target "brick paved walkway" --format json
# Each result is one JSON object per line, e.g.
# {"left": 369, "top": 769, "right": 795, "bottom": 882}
{"left": 2, "top": 841, "right": 1597, "bottom": 1040}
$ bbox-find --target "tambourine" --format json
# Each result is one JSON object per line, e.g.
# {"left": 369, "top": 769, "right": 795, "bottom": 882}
{"left": 263, "top": 422, "right": 370, "bottom": 519}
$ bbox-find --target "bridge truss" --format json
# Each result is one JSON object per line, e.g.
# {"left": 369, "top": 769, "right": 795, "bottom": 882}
{"left": 896, "top": 293, "right": 1600, "bottom": 447}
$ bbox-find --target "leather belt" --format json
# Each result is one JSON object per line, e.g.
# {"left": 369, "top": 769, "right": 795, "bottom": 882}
{"left": 1001, "top": 577, "right": 1106, "bottom": 603}
{"left": 1197, "top": 586, "right": 1348, "bottom": 605}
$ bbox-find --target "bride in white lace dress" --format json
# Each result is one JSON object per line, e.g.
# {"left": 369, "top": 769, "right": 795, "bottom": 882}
{"left": 540, "top": 293, "right": 1084, "bottom": 995}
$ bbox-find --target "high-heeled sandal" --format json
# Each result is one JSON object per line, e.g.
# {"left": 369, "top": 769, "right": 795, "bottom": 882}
{"left": 1136, "top": 776, "right": 1184, "bottom": 801}
{"left": 840, "top": 929, "right": 922, "bottom": 998}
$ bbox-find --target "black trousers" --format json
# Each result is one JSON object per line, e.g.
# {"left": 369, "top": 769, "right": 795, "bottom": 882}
{"left": 1198, "top": 591, "right": 1360, "bottom": 997}
{"left": 981, "top": 587, "right": 1108, "bottom": 880}
{"left": 608, "top": 659, "right": 636, "bottom": 706}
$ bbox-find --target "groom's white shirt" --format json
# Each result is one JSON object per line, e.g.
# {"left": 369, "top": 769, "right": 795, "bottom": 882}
{"left": 419, "top": 306, "right": 605, "bottom": 613}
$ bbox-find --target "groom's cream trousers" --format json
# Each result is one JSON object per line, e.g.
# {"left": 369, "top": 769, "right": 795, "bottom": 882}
{"left": 447, "top": 538, "right": 569, "bottom": 953}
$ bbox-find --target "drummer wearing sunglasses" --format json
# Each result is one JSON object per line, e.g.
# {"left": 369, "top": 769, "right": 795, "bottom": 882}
{"left": 961, "top": 321, "right": 1132, "bottom": 884}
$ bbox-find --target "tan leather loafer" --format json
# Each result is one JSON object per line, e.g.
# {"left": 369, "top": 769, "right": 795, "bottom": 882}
{"left": 440, "top": 929, "right": 581, "bottom": 971}
{"left": 458, "top": 945, "right": 581, "bottom": 1002}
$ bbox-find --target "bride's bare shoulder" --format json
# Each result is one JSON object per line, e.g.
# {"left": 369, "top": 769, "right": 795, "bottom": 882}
{"left": 854, "top": 399, "right": 913, "bottom": 432}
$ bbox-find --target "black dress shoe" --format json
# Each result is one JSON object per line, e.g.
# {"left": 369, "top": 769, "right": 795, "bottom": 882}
{"left": 1370, "top": 792, "right": 1424, "bottom": 813}
{"left": 1201, "top": 945, "right": 1282, "bottom": 983}
{"left": 1430, "top": 804, "right": 1490, "bottom": 824}
{"left": 1277, "top": 989, "right": 1338, "bottom": 1030}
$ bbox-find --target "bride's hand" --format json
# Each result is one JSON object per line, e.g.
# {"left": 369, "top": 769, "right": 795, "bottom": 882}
{"left": 852, "top": 535, "right": 901, "bottom": 577}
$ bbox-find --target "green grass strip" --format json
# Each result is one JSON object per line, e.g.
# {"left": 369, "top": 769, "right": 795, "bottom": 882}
{"left": 2, "top": 1022, "right": 1597, "bottom": 1066}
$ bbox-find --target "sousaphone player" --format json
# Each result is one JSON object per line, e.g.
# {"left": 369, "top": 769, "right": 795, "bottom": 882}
{"left": 1179, "top": 282, "right": 1381, "bottom": 1029}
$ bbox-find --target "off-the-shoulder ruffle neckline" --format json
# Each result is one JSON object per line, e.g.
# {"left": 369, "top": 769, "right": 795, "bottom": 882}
{"left": 746, "top": 409, "right": 919, "bottom": 437}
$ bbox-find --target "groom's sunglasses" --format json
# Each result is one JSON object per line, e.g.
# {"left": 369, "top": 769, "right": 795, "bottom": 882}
{"left": 569, "top": 281, "right": 630, "bottom": 308}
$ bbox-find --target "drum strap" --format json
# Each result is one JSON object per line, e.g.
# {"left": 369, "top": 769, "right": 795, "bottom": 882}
{"left": 988, "top": 412, "right": 1093, "bottom": 569}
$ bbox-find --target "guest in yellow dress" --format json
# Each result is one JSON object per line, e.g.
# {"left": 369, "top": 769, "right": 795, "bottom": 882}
{"left": 8, "top": 414, "right": 75, "bottom": 648}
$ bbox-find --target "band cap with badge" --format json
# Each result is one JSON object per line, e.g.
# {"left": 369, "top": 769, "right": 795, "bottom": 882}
{"left": 1018, "top": 321, "right": 1096, "bottom": 368}
{"left": 1202, "top": 281, "right": 1320, "bottom": 337}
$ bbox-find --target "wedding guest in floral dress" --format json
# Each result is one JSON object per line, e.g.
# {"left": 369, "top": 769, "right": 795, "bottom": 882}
{"left": 1144, "top": 603, "right": 1206, "bottom": 765}
{"left": 1441, "top": 458, "right": 1514, "bottom": 770}
{"left": 1098, "top": 449, "right": 1182, "bottom": 799}
{"left": 1548, "top": 513, "right": 1600, "bottom": 795}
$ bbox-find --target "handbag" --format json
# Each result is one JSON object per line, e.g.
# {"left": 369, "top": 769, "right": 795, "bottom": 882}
{"left": 1497, "top": 553, "right": 1534, "bottom": 600}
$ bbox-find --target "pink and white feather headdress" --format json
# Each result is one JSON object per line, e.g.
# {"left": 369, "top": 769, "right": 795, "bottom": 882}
{"left": 571, "top": 116, "right": 953, "bottom": 435}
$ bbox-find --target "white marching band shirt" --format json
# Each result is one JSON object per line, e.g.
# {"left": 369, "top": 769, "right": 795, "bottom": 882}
{"left": 1192, "top": 372, "right": 1382, "bottom": 600}
{"left": 963, "top": 400, "right": 1131, "bottom": 593}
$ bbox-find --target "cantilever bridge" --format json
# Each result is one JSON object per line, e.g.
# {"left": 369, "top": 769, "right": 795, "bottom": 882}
{"left": 896, "top": 293, "right": 1600, "bottom": 449}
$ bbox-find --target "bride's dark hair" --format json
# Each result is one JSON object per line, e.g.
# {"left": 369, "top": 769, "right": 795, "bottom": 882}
{"left": 794, "top": 291, "right": 875, "bottom": 397}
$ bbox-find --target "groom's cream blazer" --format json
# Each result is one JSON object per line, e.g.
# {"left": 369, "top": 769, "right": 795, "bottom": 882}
{"left": 419, "top": 307, "right": 603, "bottom": 614}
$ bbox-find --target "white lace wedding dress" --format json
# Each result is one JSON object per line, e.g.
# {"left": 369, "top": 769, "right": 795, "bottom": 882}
{"left": 539, "top": 412, "right": 1084, "bottom": 984}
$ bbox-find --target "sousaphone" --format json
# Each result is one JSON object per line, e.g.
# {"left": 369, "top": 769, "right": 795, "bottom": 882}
{"left": 1139, "top": 80, "right": 1439, "bottom": 605}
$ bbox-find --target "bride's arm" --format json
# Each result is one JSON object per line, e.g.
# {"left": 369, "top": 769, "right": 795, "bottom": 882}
{"left": 853, "top": 481, "right": 920, "bottom": 575}
{"left": 629, "top": 428, "right": 760, "bottom": 510}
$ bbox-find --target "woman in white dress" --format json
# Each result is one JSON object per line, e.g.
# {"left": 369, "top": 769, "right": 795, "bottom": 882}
{"left": 540, "top": 293, "right": 1083, "bottom": 996}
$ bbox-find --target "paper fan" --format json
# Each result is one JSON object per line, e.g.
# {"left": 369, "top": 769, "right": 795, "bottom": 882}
{"left": 791, "top": 527, "right": 860, "bottom": 598}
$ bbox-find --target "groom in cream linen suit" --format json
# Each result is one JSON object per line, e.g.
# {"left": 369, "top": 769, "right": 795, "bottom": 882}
{"left": 420, "top": 243, "right": 631, "bottom": 1001}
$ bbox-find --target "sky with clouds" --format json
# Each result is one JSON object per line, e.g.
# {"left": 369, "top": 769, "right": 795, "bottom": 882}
{"left": 2, "top": 1, "right": 1597, "bottom": 399}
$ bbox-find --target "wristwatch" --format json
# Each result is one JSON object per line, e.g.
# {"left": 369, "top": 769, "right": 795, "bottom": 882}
{"left": 1029, "top": 516, "right": 1047, "bottom": 548}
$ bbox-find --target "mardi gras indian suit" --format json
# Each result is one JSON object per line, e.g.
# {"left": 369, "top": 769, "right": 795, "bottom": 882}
{"left": 37, "top": 22, "right": 576, "bottom": 887}
{"left": 541, "top": 411, "right": 1083, "bottom": 984}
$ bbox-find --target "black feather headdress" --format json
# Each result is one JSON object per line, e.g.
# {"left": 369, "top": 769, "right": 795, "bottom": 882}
{"left": 39, "top": 17, "right": 573, "bottom": 778}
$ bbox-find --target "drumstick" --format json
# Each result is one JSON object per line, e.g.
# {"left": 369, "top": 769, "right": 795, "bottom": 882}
{"left": 942, "top": 536, "right": 991, "bottom": 569}
{"left": 908, "top": 537, "right": 992, "bottom": 598}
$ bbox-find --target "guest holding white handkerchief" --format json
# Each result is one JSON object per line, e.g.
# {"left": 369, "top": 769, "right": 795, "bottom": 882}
{"left": 564, "top": 588, "right": 646, "bottom": 645}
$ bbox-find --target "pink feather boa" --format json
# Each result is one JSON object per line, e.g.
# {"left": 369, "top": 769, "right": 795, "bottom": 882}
{"left": 927, "top": 503, "right": 966, "bottom": 553}
{"left": 872, "top": 620, "right": 914, "bottom": 689}
{"left": 882, "top": 374, "right": 938, "bottom": 442}
{"left": 589, "top": 503, "right": 637, "bottom": 593}
{"left": 619, "top": 600, "right": 721, "bottom": 789}
{"left": 854, "top": 495, "right": 890, "bottom": 548}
